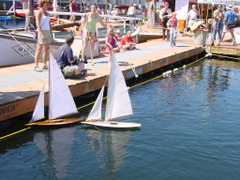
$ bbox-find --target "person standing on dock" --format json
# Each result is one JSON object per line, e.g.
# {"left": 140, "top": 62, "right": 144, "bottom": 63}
{"left": 186, "top": 4, "right": 198, "bottom": 36}
{"left": 159, "top": 1, "right": 172, "bottom": 41}
{"left": 167, "top": 12, "right": 178, "bottom": 47}
{"left": 222, "top": 5, "right": 237, "bottom": 46}
{"left": 211, "top": 4, "right": 224, "bottom": 46}
{"left": 69, "top": 0, "right": 77, "bottom": 22}
{"left": 34, "top": 0, "right": 53, "bottom": 72}
{"left": 105, "top": 26, "right": 120, "bottom": 63}
{"left": 80, "top": 3, "right": 107, "bottom": 65}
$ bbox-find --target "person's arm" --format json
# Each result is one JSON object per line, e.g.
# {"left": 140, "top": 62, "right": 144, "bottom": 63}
{"left": 167, "top": 18, "right": 170, "bottom": 28}
{"left": 98, "top": 15, "right": 107, "bottom": 28}
{"left": 67, "top": 48, "right": 77, "bottom": 64}
{"left": 48, "top": 12, "right": 53, "bottom": 39}
{"left": 36, "top": 11, "right": 45, "bottom": 38}
{"left": 105, "top": 36, "right": 112, "bottom": 48}
{"left": 80, "top": 12, "right": 88, "bottom": 24}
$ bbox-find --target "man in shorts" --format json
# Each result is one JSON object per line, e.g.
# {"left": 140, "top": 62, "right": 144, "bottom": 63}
{"left": 222, "top": 5, "right": 237, "bottom": 45}
{"left": 57, "top": 34, "right": 87, "bottom": 78}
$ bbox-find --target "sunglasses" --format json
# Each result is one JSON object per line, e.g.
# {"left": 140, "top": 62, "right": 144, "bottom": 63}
{"left": 43, "top": 1, "right": 51, "bottom": 5}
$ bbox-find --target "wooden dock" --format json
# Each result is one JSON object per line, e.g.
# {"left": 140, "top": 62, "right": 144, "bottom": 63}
{"left": 1, "top": 28, "right": 240, "bottom": 122}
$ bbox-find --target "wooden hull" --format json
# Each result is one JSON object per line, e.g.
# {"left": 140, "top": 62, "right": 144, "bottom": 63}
{"left": 25, "top": 118, "right": 83, "bottom": 126}
{"left": 81, "top": 121, "right": 141, "bottom": 129}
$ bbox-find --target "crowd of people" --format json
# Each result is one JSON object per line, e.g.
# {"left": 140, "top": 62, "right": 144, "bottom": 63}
{"left": 33, "top": 0, "right": 239, "bottom": 78}
{"left": 159, "top": 3, "right": 238, "bottom": 47}
{"left": 34, "top": 2, "right": 137, "bottom": 78}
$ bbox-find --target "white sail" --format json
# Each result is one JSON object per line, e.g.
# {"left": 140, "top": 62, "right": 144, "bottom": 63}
{"left": 48, "top": 53, "right": 78, "bottom": 119}
{"left": 30, "top": 84, "right": 45, "bottom": 122}
{"left": 105, "top": 54, "right": 133, "bottom": 121}
{"left": 86, "top": 85, "right": 105, "bottom": 122}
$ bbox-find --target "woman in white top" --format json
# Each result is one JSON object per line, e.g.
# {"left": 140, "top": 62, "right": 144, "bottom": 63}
{"left": 34, "top": 0, "right": 53, "bottom": 72}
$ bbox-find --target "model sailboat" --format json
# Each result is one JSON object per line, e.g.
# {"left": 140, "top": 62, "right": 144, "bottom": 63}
{"left": 82, "top": 54, "right": 141, "bottom": 128}
{"left": 25, "top": 53, "right": 82, "bottom": 126}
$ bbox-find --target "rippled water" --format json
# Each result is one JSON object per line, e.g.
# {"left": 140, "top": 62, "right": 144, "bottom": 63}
{"left": 1, "top": 59, "right": 240, "bottom": 180}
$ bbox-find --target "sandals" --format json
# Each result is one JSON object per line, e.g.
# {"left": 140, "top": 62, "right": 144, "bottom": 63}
{"left": 34, "top": 66, "right": 42, "bottom": 72}
{"left": 80, "top": 70, "right": 87, "bottom": 76}
{"left": 42, "top": 65, "right": 48, "bottom": 69}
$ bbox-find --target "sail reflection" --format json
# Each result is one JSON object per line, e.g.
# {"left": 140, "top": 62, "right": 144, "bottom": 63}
{"left": 84, "top": 128, "right": 131, "bottom": 177}
{"left": 34, "top": 128, "right": 75, "bottom": 179}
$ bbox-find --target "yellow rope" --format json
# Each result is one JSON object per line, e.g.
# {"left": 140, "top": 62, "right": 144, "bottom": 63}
{"left": 0, "top": 127, "right": 31, "bottom": 141}
{"left": 0, "top": 55, "right": 206, "bottom": 140}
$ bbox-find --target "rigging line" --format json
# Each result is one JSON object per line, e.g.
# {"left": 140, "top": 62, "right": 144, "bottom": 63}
{"left": 120, "top": 49, "right": 138, "bottom": 77}
{"left": 0, "top": 56, "right": 206, "bottom": 140}
{"left": 7, "top": 32, "right": 35, "bottom": 57}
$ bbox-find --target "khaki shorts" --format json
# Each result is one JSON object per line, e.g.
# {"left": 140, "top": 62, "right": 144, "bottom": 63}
{"left": 62, "top": 63, "right": 84, "bottom": 77}
{"left": 223, "top": 25, "right": 234, "bottom": 33}
{"left": 63, "top": 65, "right": 77, "bottom": 77}
{"left": 37, "top": 30, "right": 52, "bottom": 44}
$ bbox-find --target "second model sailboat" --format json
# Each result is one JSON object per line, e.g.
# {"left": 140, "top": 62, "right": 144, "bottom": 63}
{"left": 82, "top": 54, "right": 141, "bottom": 128}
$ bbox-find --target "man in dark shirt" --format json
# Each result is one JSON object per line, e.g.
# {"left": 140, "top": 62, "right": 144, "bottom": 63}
{"left": 57, "top": 34, "right": 86, "bottom": 78}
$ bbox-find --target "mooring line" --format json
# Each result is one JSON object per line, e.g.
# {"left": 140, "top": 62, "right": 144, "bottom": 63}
{"left": 0, "top": 127, "right": 31, "bottom": 141}
{"left": 0, "top": 56, "right": 206, "bottom": 140}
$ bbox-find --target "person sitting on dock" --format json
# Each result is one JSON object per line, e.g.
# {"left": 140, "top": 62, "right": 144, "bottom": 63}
{"left": 57, "top": 34, "right": 87, "bottom": 78}
{"left": 120, "top": 30, "right": 136, "bottom": 50}
{"left": 167, "top": 12, "right": 178, "bottom": 47}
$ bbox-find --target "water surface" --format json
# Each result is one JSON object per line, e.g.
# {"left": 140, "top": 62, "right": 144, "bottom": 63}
{"left": 1, "top": 58, "right": 240, "bottom": 180}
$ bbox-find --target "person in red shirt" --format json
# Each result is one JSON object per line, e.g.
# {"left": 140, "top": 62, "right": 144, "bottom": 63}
{"left": 69, "top": 0, "right": 77, "bottom": 21}
{"left": 120, "top": 30, "right": 136, "bottom": 50}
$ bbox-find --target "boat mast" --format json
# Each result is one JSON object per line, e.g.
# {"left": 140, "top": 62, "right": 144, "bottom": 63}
{"left": 28, "top": 0, "right": 35, "bottom": 30}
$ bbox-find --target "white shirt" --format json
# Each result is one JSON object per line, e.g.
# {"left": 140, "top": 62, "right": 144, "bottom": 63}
{"left": 128, "top": 6, "right": 136, "bottom": 15}
{"left": 187, "top": 9, "right": 198, "bottom": 20}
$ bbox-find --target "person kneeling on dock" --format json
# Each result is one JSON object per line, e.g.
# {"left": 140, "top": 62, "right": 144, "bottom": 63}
{"left": 120, "top": 30, "right": 136, "bottom": 50}
{"left": 57, "top": 34, "right": 87, "bottom": 78}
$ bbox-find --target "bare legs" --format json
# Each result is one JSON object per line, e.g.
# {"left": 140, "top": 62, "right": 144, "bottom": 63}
{"left": 82, "top": 40, "right": 96, "bottom": 65}
{"left": 34, "top": 43, "right": 50, "bottom": 71}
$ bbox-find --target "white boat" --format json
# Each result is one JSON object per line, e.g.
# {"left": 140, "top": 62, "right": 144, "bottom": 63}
{"left": 82, "top": 54, "right": 141, "bottom": 129}
{"left": 0, "top": 31, "right": 64, "bottom": 67}
{"left": 0, "top": 10, "right": 141, "bottom": 67}
{"left": 25, "top": 53, "right": 82, "bottom": 126}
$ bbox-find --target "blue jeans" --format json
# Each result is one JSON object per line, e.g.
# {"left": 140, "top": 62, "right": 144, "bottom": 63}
{"left": 170, "top": 29, "right": 177, "bottom": 46}
{"left": 212, "top": 22, "right": 223, "bottom": 41}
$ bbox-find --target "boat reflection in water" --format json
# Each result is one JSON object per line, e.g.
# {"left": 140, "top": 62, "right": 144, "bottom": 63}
{"left": 34, "top": 128, "right": 75, "bottom": 179}
{"left": 84, "top": 128, "right": 131, "bottom": 178}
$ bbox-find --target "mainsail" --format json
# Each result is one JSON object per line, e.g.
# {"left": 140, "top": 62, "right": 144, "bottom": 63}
{"left": 48, "top": 53, "right": 78, "bottom": 119}
{"left": 105, "top": 54, "right": 133, "bottom": 121}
